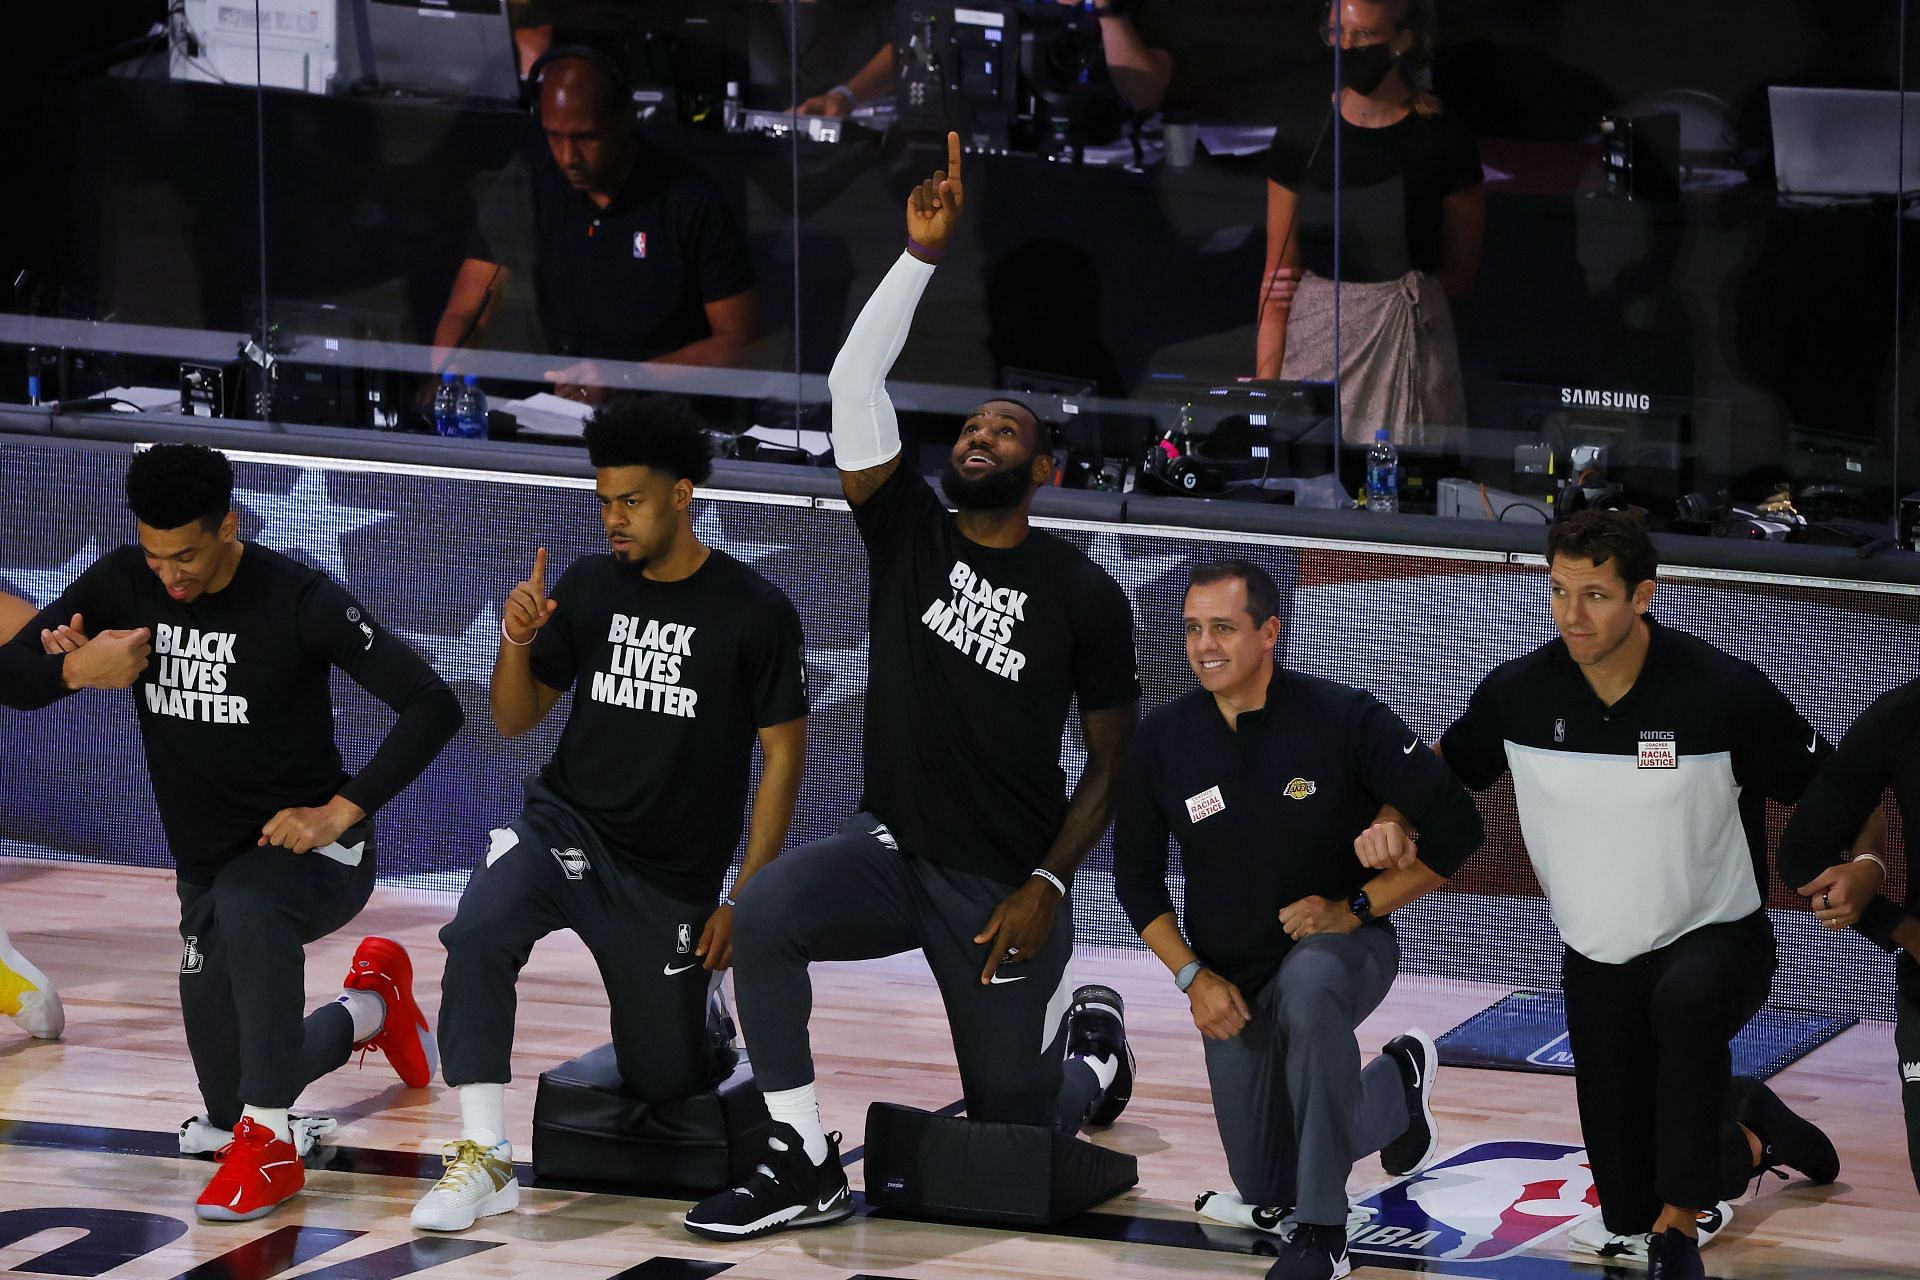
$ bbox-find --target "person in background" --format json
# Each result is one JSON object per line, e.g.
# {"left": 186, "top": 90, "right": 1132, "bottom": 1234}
{"left": 1257, "top": 0, "right": 1484, "bottom": 452}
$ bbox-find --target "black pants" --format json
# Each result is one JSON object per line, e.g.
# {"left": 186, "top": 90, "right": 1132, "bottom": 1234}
{"left": 175, "top": 829, "right": 375, "bottom": 1127}
{"left": 731, "top": 813, "right": 1080, "bottom": 1129}
{"left": 1898, "top": 956, "right": 1920, "bottom": 1195}
{"left": 437, "top": 806, "right": 716, "bottom": 1103}
{"left": 1562, "top": 910, "right": 1773, "bottom": 1233}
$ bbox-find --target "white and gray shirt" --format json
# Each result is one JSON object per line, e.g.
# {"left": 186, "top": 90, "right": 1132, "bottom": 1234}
{"left": 1439, "top": 616, "right": 1831, "bottom": 964}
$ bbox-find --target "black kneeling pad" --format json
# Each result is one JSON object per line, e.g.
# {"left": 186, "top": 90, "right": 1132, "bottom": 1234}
{"left": 532, "top": 1044, "right": 771, "bottom": 1196}
{"left": 861, "top": 1101, "right": 1138, "bottom": 1226}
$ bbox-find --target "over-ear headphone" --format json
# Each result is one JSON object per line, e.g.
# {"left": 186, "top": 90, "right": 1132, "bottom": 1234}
{"left": 526, "top": 43, "right": 633, "bottom": 121}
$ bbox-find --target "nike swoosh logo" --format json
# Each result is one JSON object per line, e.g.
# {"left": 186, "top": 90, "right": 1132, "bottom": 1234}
{"left": 1403, "top": 739, "right": 1419, "bottom": 755}
{"left": 1807, "top": 734, "right": 1819, "bottom": 752}
{"left": 663, "top": 963, "right": 699, "bottom": 976}
{"left": 815, "top": 1189, "right": 847, "bottom": 1212}
{"left": 988, "top": 974, "right": 1027, "bottom": 984}
{"left": 1409, "top": 1056, "right": 1422, "bottom": 1088}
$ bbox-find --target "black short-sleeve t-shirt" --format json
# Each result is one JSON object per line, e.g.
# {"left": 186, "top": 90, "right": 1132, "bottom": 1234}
{"left": 529, "top": 549, "right": 807, "bottom": 903}
{"left": 853, "top": 467, "right": 1139, "bottom": 884}
{"left": 1266, "top": 106, "right": 1483, "bottom": 282}
{"left": 521, "top": 137, "right": 755, "bottom": 362}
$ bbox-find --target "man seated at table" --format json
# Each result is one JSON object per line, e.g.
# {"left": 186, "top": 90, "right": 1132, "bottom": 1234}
{"left": 430, "top": 47, "right": 758, "bottom": 404}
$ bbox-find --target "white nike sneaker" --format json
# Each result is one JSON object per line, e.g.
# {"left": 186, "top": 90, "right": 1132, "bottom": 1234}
{"left": 1194, "top": 1190, "right": 1376, "bottom": 1239}
{"left": 412, "top": 1139, "right": 520, "bottom": 1232}
{"left": 180, "top": 1113, "right": 338, "bottom": 1159}
{"left": 0, "top": 927, "right": 64, "bottom": 1040}
{"left": 1567, "top": 1201, "right": 1732, "bottom": 1260}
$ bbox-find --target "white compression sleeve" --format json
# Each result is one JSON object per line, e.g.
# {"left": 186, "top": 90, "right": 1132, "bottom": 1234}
{"left": 826, "top": 251, "right": 938, "bottom": 471}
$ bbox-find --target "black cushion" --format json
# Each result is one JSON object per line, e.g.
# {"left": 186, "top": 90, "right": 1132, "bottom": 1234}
{"left": 861, "top": 1101, "right": 1138, "bottom": 1226}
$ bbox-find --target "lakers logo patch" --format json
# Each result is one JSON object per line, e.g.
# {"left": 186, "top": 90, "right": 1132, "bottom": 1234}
{"left": 1283, "top": 777, "right": 1318, "bottom": 801}
{"left": 180, "top": 936, "right": 205, "bottom": 975}
{"left": 552, "top": 847, "right": 590, "bottom": 880}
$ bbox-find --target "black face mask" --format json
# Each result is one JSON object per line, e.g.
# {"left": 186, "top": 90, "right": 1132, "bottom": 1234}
{"left": 1336, "top": 42, "right": 1398, "bottom": 95}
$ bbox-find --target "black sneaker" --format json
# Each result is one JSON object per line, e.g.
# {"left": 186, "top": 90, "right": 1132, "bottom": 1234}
{"left": 682, "top": 1124, "right": 853, "bottom": 1240}
{"left": 1379, "top": 1028, "right": 1438, "bottom": 1177}
{"left": 1065, "top": 984, "right": 1135, "bottom": 1127}
{"left": 1265, "top": 1222, "right": 1350, "bottom": 1280}
{"left": 1646, "top": 1227, "right": 1705, "bottom": 1280}
{"left": 1731, "top": 1077, "right": 1840, "bottom": 1185}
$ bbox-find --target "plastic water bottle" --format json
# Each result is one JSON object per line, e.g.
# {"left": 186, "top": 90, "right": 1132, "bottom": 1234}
{"left": 1364, "top": 428, "right": 1399, "bottom": 514}
{"left": 432, "top": 371, "right": 459, "bottom": 437}
{"left": 455, "top": 374, "right": 487, "bottom": 440}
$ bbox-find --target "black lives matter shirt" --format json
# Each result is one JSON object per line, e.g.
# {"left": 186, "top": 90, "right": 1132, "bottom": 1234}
{"left": 0, "top": 544, "right": 461, "bottom": 883}
{"left": 1777, "top": 676, "right": 1920, "bottom": 959}
{"left": 528, "top": 550, "right": 807, "bottom": 904}
{"left": 1112, "top": 668, "right": 1484, "bottom": 995}
{"left": 1439, "top": 616, "right": 1830, "bottom": 964}
{"left": 853, "top": 467, "right": 1139, "bottom": 885}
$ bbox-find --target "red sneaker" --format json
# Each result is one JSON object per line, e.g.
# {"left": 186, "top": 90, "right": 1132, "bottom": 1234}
{"left": 194, "top": 1118, "right": 304, "bottom": 1221}
{"left": 343, "top": 937, "right": 437, "bottom": 1089}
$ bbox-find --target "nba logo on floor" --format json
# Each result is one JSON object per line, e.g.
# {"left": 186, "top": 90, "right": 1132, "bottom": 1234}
{"left": 1350, "top": 1140, "right": 1598, "bottom": 1264}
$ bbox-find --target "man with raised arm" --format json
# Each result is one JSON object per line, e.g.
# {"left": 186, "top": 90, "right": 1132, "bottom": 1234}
{"left": 416, "top": 396, "right": 808, "bottom": 1233}
{"left": 685, "top": 134, "right": 1143, "bottom": 1241}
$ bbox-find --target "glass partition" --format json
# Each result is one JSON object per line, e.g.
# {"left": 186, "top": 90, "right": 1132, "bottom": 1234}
{"left": 4, "top": 0, "right": 1919, "bottom": 561}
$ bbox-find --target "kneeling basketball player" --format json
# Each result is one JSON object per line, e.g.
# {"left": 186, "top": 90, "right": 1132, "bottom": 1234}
{"left": 0, "top": 444, "right": 462, "bottom": 1220}
{"left": 418, "top": 397, "right": 808, "bottom": 1231}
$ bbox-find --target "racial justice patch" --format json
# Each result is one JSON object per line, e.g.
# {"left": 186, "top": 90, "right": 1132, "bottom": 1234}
{"left": 589, "top": 614, "right": 700, "bottom": 717}
{"left": 919, "top": 560, "right": 1029, "bottom": 682}
{"left": 144, "top": 623, "right": 249, "bottom": 723}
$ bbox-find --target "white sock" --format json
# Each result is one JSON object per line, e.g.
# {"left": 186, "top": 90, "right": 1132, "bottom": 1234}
{"left": 335, "top": 988, "right": 386, "bottom": 1044}
{"left": 241, "top": 1105, "right": 293, "bottom": 1144}
{"left": 762, "top": 1083, "right": 829, "bottom": 1165}
{"left": 1081, "top": 1052, "right": 1120, "bottom": 1092}
{"left": 459, "top": 1082, "right": 507, "bottom": 1150}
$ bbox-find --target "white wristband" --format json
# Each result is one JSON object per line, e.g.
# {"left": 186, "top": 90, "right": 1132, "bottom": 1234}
{"left": 1031, "top": 868, "right": 1066, "bottom": 897}
{"left": 1853, "top": 851, "right": 1889, "bottom": 878}
{"left": 500, "top": 616, "right": 532, "bottom": 647}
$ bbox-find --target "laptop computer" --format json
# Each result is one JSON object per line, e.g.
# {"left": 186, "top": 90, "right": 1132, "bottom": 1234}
{"left": 359, "top": 0, "right": 521, "bottom": 102}
{"left": 1769, "top": 86, "right": 1920, "bottom": 197}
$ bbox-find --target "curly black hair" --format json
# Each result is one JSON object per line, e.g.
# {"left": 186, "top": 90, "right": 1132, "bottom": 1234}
{"left": 125, "top": 443, "right": 233, "bottom": 531}
{"left": 583, "top": 394, "right": 715, "bottom": 485}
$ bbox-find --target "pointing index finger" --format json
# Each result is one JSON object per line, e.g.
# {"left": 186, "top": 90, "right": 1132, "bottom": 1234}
{"left": 532, "top": 546, "right": 548, "bottom": 597}
{"left": 947, "top": 130, "right": 962, "bottom": 185}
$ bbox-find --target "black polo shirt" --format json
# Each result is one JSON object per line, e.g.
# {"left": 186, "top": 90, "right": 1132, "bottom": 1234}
{"left": 1112, "top": 667, "right": 1484, "bottom": 996}
{"left": 1777, "top": 675, "right": 1920, "bottom": 956}
{"left": 525, "top": 137, "right": 754, "bottom": 362}
{"left": 1440, "top": 616, "right": 1831, "bottom": 965}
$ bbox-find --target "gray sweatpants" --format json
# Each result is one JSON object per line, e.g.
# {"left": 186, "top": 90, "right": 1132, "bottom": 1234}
{"left": 731, "top": 813, "right": 1083, "bottom": 1128}
{"left": 1203, "top": 924, "right": 1409, "bottom": 1225}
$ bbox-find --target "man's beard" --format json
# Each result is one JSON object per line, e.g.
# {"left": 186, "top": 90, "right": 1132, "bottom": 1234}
{"left": 941, "top": 459, "right": 1034, "bottom": 511}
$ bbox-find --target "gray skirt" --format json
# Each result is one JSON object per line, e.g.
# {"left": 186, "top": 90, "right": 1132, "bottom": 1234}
{"left": 1283, "top": 270, "right": 1467, "bottom": 451}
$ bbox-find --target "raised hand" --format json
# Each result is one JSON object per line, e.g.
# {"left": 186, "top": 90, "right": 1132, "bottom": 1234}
{"left": 60, "top": 626, "right": 151, "bottom": 691}
{"left": 906, "top": 131, "right": 966, "bottom": 258}
{"left": 504, "top": 547, "right": 559, "bottom": 645}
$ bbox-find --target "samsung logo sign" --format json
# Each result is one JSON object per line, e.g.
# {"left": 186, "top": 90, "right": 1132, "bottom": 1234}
{"left": 1561, "top": 387, "right": 1651, "bottom": 411}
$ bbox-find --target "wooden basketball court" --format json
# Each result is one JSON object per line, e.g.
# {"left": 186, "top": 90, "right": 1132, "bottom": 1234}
{"left": 1, "top": 858, "right": 1913, "bottom": 1280}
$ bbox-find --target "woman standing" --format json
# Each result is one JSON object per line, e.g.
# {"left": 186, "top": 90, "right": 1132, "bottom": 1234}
{"left": 1257, "top": 0, "right": 1484, "bottom": 453}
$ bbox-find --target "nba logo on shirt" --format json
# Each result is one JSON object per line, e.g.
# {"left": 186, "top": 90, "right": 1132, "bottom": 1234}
{"left": 676, "top": 923, "right": 692, "bottom": 956}
{"left": 1637, "top": 730, "right": 1677, "bottom": 769}
{"left": 1553, "top": 717, "right": 1566, "bottom": 743}
{"left": 180, "top": 936, "right": 204, "bottom": 975}
{"left": 633, "top": 231, "right": 648, "bottom": 259}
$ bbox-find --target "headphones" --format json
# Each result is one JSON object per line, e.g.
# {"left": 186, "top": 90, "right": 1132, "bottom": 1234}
{"left": 526, "top": 43, "right": 633, "bottom": 120}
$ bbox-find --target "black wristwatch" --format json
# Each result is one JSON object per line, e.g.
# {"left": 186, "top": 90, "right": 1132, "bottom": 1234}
{"left": 1348, "top": 889, "right": 1375, "bottom": 925}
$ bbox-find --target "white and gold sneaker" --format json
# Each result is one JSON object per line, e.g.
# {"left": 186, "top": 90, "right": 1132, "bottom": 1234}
{"left": 0, "top": 926, "right": 63, "bottom": 1040}
{"left": 412, "top": 1139, "right": 519, "bottom": 1232}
